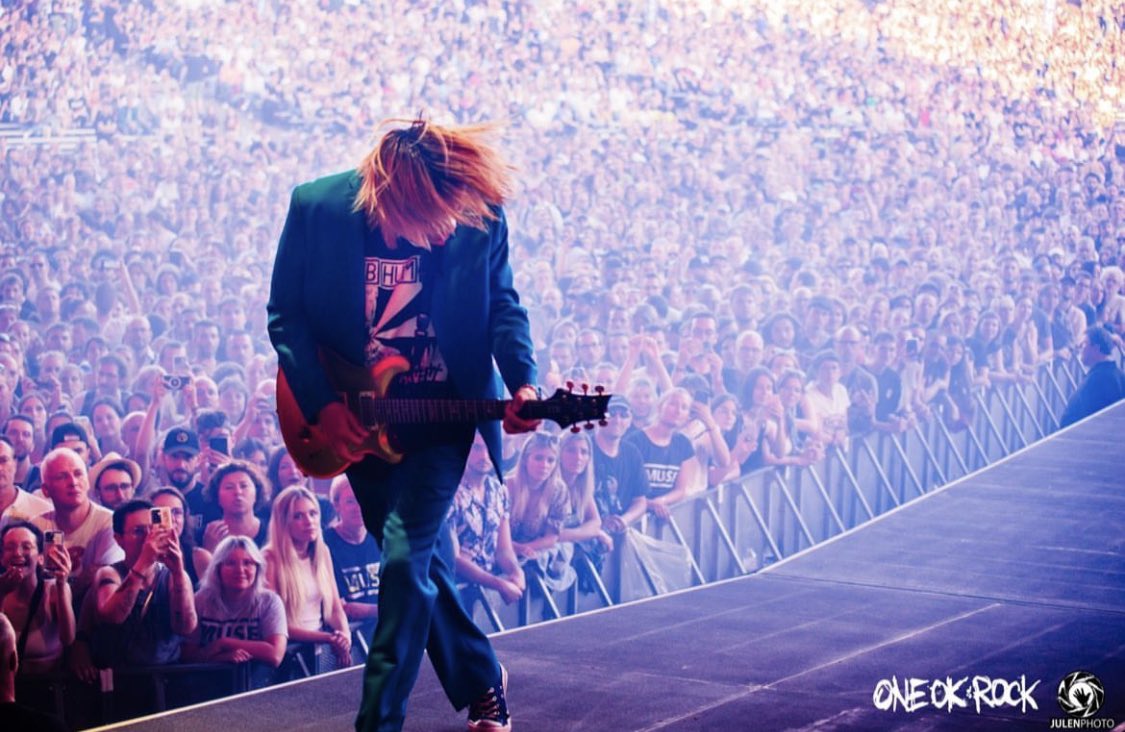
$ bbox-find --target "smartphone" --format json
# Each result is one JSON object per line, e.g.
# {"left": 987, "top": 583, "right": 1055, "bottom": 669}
{"left": 209, "top": 435, "right": 229, "bottom": 455}
{"left": 150, "top": 506, "right": 174, "bottom": 528}
{"left": 44, "top": 531, "right": 64, "bottom": 571}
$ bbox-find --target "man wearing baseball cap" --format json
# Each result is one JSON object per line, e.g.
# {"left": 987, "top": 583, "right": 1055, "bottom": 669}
{"left": 592, "top": 395, "right": 650, "bottom": 542}
{"left": 50, "top": 423, "right": 94, "bottom": 464}
{"left": 156, "top": 427, "right": 214, "bottom": 540}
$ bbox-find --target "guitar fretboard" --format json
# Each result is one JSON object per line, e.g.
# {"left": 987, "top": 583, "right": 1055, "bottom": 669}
{"left": 354, "top": 395, "right": 550, "bottom": 426}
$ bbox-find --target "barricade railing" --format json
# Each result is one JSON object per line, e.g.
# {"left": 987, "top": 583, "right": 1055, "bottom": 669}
{"left": 17, "top": 662, "right": 252, "bottom": 729}
{"left": 468, "top": 355, "right": 1093, "bottom": 625}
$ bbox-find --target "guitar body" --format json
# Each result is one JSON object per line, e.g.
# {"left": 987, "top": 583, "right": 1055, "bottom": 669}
{"left": 277, "top": 353, "right": 410, "bottom": 478}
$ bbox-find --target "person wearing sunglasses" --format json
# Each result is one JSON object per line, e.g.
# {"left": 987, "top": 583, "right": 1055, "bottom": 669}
{"left": 591, "top": 395, "right": 650, "bottom": 538}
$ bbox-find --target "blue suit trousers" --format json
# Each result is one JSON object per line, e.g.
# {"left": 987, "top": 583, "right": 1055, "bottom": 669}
{"left": 347, "top": 429, "right": 500, "bottom": 732}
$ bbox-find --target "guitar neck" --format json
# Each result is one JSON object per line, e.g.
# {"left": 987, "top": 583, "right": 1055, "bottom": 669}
{"left": 356, "top": 397, "right": 547, "bottom": 425}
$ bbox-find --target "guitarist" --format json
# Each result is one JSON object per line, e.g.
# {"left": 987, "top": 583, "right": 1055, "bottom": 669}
{"left": 268, "top": 118, "right": 539, "bottom": 732}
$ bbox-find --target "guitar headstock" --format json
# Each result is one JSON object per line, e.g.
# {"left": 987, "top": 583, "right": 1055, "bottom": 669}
{"left": 532, "top": 384, "right": 611, "bottom": 431}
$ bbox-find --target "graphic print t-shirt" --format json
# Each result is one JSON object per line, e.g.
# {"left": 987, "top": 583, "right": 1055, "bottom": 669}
{"left": 592, "top": 440, "right": 651, "bottom": 517}
{"left": 624, "top": 430, "right": 694, "bottom": 499}
{"left": 191, "top": 588, "right": 288, "bottom": 650}
{"left": 364, "top": 229, "right": 447, "bottom": 389}
{"left": 323, "top": 526, "right": 381, "bottom": 606}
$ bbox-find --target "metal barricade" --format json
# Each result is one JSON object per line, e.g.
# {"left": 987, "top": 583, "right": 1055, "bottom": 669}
{"left": 466, "top": 356, "right": 1091, "bottom": 628}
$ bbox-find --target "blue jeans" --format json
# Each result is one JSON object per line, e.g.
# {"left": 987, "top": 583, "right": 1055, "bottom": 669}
{"left": 347, "top": 430, "right": 500, "bottom": 732}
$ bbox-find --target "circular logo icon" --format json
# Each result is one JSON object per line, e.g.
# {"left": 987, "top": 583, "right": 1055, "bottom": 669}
{"left": 1057, "top": 671, "right": 1104, "bottom": 718}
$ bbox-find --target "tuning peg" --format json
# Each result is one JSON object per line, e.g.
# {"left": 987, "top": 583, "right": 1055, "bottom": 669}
{"left": 594, "top": 385, "right": 605, "bottom": 394}
{"left": 566, "top": 381, "right": 575, "bottom": 392}
{"left": 582, "top": 383, "right": 589, "bottom": 394}
{"left": 584, "top": 421, "right": 594, "bottom": 430}
{"left": 599, "top": 419, "right": 608, "bottom": 427}
{"left": 570, "top": 425, "right": 581, "bottom": 434}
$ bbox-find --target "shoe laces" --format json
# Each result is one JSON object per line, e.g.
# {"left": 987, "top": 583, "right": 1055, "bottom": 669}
{"left": 471, "top": 684, "right": 507, "bottom": 720}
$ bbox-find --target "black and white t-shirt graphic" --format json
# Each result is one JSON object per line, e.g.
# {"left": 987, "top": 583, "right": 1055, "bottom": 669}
{"left": 364, "top": 251, "right": 448, "bottom": 385}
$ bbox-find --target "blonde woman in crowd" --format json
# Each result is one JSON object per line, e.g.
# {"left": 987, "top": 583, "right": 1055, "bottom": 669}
{"left": 507, "top": 432, "right": 576, "bottom": 592}
{"left": 557, "top": 430, "right": 610, "bottom": 551}
{"left": 183, "top": 535, "right": 287, "bottom": 683}
{"left": 263, "top": 486, "right": 350, "bottom": 672}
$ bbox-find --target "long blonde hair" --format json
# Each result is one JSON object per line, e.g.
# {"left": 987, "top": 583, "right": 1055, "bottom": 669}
{"left": 558, "top": 430, "right": 594, "bottom": 519}
{"left": 199, "top": 535, "right": 268, "bottom": 611}
{"left": 264, "top": 486, "right": 337, "bottom": 624}
{"left": 506, "top": 431, "right": 567, "bottom": 533}
{"left": 353, "top": 117, "right": 513, "bottom": 248}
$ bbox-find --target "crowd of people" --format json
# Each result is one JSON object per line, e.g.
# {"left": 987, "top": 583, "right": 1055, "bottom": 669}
{"left": 1, "top": 0, "right": 1124, "bottom": 726}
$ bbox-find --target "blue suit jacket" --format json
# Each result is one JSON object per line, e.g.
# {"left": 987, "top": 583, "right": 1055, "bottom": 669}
{"left": 267, "top": 171, "right": 537, "bottom": 466}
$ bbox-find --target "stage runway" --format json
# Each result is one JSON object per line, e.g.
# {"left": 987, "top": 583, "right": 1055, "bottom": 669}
{"left": 100, "top": 402, "right": 1125, "bottom": 731}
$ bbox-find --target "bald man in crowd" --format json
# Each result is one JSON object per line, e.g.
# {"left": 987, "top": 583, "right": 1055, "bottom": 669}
{"left": 31, "top": 449, "right": 124, "bottom": 601}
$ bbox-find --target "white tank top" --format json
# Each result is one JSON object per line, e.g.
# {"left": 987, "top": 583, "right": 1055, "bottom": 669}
{"left": 293, "top": 562, "right": 324, "bottom": 632}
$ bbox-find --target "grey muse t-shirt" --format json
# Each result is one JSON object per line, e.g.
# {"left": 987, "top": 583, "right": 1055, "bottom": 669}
{"left": 190, "top": 587, "right": 288, "bottom": 649}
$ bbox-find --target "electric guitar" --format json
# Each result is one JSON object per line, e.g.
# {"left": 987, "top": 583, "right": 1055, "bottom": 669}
{"left": 276, "top": 349, "right": 610, "bottom": 478}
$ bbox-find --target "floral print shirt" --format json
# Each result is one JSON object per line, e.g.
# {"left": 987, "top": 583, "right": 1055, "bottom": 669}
{"left": 449, "top": 475, "right": 509, "bottom": 572}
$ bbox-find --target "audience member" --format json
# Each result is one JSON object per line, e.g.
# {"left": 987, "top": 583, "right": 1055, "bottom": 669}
{"left": 449, "top": 435, "right": 525, "bottom": 605}
{"left": 804, "top": 351, "right": 850, "bottom": 448}
{"left": 679, "top": 385, "right": 734, "bottom": 492}
{"left": 182, "top": 536, "right": 287, "bottom": 685}
{"left": 31, "top": 448, "right": 123, "bottom": 600}
{"left": 0, "top": 438, "right": 51, "bottom": 530}
{"left": 88, "top": 453, "right": 140, "bottom": 511}
{"left": 322, "top": 476, "right": 380, "bottom": 637}
{"left": 2, "top": 417, "right": 36, "bottom": 488}
{"left": 772, "top": 369, "right": 822, "bottom": 466}
{"left": 150, "top": 487, "right": 211, "bottom": 589}
{"left": 726, "top": 368, "right": 782, "bottom": 478}
{"left": 0, "top": 521, "right": 76, "bottom": 675}
{"left": 557, "top": 431, "right": 609, "bottom": 551}
{"left": 505, "top": 432, "right": 575, "bottom": 593}
{"left": 266, "top": 447, "right": 330, "bottom": 528}
{"left": 201, "top": 461, "right": 269, "bottom": 553}
{"left": 263, "top": 486, "right": 350, "bottom": 674}
{"left": 591, "top": 396, "right": 649, "bottom": 541}
{"left": 153, "top": 428, "right": 213, "bottom": 534}
{"left": 625, "top": 388, "right": 698, "bottom": 518}
{"left": 84, "top": 499, "right": 197, "bottom": 669}
{"left": 865, "top": 332, "right": 909, "bottom": 430}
